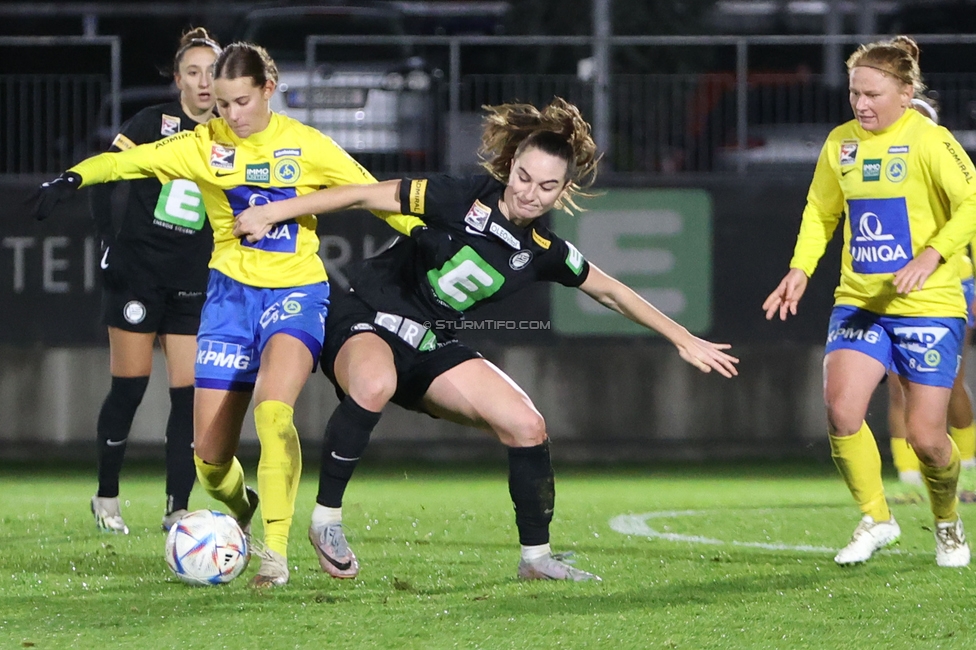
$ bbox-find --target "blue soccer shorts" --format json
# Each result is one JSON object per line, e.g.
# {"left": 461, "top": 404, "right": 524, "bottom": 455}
{"left": 195, "top": 270, "right": 330, "bottom": 391}
{"left": 824, "top": 305, "right": 964, "bottom": 388}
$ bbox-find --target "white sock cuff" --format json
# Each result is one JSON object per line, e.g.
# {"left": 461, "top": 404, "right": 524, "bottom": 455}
{"left": 311, "top": 504, "right": 343, "bottom": 527}
{"left": 520, "top": 543, "right": 551, "bottom": 562}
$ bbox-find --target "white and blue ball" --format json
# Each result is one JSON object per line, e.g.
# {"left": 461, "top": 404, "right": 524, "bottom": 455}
{"left": 164, "top": 509, "right": 248, "bottom": 586}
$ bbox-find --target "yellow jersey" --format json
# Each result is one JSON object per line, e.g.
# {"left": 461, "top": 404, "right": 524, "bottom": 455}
{"left": 71, "top": 113, "right": 424, "bottom": 288}
{"left": 790, "top": 108, "right": 976, "bottom": 318}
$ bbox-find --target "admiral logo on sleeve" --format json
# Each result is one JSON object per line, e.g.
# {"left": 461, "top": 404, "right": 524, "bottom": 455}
{"left": 210, "top": 144, "right": 236, "bottom": 170}
{"left": 160, "top": 114, "right": 181, "bottom": 137}
{"left": 112, "top": 133, "right": 136, "bottom": 151}
{"left": 944, "top": 141, "right": 974, "bottom": 184}
{"left": 409, "top": 179, "right": 428, "bottom": 214}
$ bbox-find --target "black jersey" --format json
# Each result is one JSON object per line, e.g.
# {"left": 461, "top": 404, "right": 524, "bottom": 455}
{"left": 348, "top": 174, "right": 590, "bottom": 336}
{"left": 89, "top": 101, "right": 214, "bottom": 291}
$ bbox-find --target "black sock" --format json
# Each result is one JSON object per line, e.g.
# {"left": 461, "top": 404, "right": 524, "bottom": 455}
{"left": 95, "top": 375, "right": 149, "bottom": 497}
{"left": 164, "top": 385, "right": 195, "bottom": 513}
{"left": 508, "top": 440, "right": 555, "bottom": 546}
{"left": 317, "top": 396, "right": 381, "bottom": 507}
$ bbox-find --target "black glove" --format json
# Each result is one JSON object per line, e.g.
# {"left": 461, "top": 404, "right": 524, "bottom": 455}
{"left": 98, "top": 237, "right": 127, "bottom": 290}
{"left": 29, "top": 171, "right": 83, "bottom": 221}
{"left": 410, "top": 225, "right": 451, "bottom": 267}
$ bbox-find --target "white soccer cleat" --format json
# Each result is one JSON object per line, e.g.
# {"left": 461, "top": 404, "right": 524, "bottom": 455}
{"left": 161, "top": 508, "right": 188, "bottom": 533}
{"left": 309, "top": 522, "right": 360, "bottom": 579}
{"left": 833, "top": 515, "right": 900, "bottom": 565}
{"left": 91, "top": 496, "right": 129, "bottom": 535}
{"left": 935, "top": 518, "right": 970, "bottom": 568}
{"left": 517, "top": 552, "right": 601, "bottom": 582}
{"left": 248, "top": 545, "right": 290, "bottom": 588}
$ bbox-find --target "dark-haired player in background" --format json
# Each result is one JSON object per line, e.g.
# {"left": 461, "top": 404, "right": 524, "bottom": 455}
{"left": 88, "top": 28, "right": 221, "bottom": 534}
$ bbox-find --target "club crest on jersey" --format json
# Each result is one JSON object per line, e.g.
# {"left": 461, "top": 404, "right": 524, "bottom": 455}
{"left": 273, "top": 158, "right": 301, "bottom": 184}
{"left": 510, "top": 250, "right": 533, "bottom": 270}
{"left": 160, "top": 114, "right": 181, "bottom": 136}
{"left": 840, "top": 140, "right": 859, "bottom": 165}
{"left": 464, "top": 200, "right": 491, "bottom": 231}
{"left": 210, "top": 144, "right": 236, "bottom": 170}
{"left": 886, "top": 157, "right": 907, "bottom": 183}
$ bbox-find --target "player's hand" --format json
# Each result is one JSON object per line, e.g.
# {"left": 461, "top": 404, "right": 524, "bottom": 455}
{"left": 233, "top": 203, "right": 275, "bottom": 242}
{"left": 675, "top": 335, "right": 739, "bottom": 378}
{"left": 892, "top": 247, "right": 942, "bottom": 294}
{"left": 410, "top": 225, "right": 451, "bottom": 265}
{"left": 28, "top": 171, "right": 83, "bottom": 221}
{"left": 98, "top": 237, "right": 127, "bottom": 290}
{"left": 762, "top": 268, "right": 809, "bottom": 321}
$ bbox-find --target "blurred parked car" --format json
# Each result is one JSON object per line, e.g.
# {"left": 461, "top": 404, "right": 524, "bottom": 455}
{"left": 238, "top": 3, "right": 438, "bottom": 168}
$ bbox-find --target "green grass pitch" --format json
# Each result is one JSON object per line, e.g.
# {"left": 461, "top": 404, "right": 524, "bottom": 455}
{"left": 2, "top": 461, "right": 975, "bottom": 649}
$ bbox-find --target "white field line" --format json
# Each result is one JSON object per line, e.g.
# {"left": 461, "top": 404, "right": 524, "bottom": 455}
{"left": 609, "top": 510, "right": 902, "bottom": 555}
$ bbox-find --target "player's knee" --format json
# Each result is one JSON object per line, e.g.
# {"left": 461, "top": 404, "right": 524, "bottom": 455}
{"left": 825, "top": 401, "right": 862, "bottom": 436}
{"left": 498, "top": 409, "right": 547, "bottom": 447}
{"left": 908, "top": 430, "right": 952, "bottom": 467}
{"left": 347, "top": 373, "right": 396, "bottom": 412}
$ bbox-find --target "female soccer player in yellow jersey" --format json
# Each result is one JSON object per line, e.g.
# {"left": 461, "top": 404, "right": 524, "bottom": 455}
{"left": 31, "top": 42, "right": 423, "bottom": 587}
{"left": 764, "top": 36, "right": 976, "bottom": 567}
{"left": 885, "top": 98, "right": 976, "bottom": 505}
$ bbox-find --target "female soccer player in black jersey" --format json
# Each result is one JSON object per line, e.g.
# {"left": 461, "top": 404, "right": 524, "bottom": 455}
{"left": 234, "top": 97, "right": 739, "bottom": 581}
{"left": 88, "top": 28, "right": 221, "bottom": 534}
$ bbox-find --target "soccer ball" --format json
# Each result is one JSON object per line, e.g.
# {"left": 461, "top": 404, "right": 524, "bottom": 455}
{"left": 164, "top": 509, "right": 249, "bottom": 586}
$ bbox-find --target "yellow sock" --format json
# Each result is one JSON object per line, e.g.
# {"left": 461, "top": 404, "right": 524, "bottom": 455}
{"left": 890, "top": 437, "right": 921, "bottom": 473}
{"left": 920, "top": 437, "right": 961, "bottom": 523}
{"left": 830, "top": 422, "right": 890, "bottom": 522}
{"left": 193, "top": 454, "right": 251, "bottom": 521}
{"left": 949, "top": 423, "right": 976, "bottom": 464}
{"left": 254, "top": 400, "right": 302, "bottom": 558}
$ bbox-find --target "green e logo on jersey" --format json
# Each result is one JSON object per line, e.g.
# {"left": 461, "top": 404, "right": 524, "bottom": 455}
{"left": 427, "top": 246, "right": 505, "bottom": 311}
{"left": 154, "top": 179, "right": 206, "bottom": 230}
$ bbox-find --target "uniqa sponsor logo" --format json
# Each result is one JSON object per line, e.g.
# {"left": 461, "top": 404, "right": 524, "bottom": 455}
{"left": 850, "top": 244, "right": 909, "bottom": 263}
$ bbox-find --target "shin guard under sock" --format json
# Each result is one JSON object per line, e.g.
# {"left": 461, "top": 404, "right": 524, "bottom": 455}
{"left": 830, "top": 423, "right": 890, "bottom": 523}
{"left": 96, "top": 375, "right": 149, "bottom": 497}
{"left": 316, "top": 397, "right": 381, "bottom": 508}
{"left": 508, "top": 441, "right": 555, "bottom": 546}
{"left": 164, "top": 386, "right": 195, "bottom": 512}
{"left": 254, "top": 400, "right": 302, "bottom": 557}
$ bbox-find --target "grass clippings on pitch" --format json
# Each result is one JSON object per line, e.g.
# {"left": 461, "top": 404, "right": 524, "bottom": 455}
{"left": 1, "top": 461, "right": 974, "bottom": 649}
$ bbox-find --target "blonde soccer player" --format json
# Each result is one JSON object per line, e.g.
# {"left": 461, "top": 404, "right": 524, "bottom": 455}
{"left": 764, "top": 36, "right": 976, "bottom": 567}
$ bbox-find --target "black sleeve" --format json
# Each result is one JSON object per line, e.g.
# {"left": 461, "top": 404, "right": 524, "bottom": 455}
{"left": 397, "top": 174, "right": 489, "bottom": 225}
{"left": 535, "top": 234, "right": 591, "bottom": 288}
{"left": 88, "top": 107, "right": 156, "bottom": 241}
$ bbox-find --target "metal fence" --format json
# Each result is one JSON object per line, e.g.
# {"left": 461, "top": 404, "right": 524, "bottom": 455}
{"left": 301, "top": 33, "right": 976, "bottom": 176}
{"left": 0, "top": 36, "right": 120, "bottom": 175}
{"left": 4, "top": 33, "right": 976, "bottom": 177}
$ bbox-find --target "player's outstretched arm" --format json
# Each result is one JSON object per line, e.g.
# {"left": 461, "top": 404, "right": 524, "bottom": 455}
{"left": 579, "top": 264, "right": 738, "bottom": 378}
{"left": 762, "top": 268, "right": 809, "bottom": 321}
{"left": 233, "top": 180, "right": 402, "bottom": 242}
